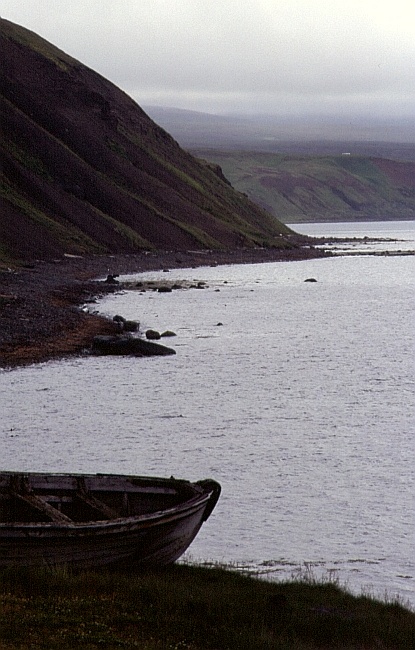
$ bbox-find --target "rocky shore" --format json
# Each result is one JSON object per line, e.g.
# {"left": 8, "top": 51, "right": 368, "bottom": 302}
{"left": 0, "top": 242, "right": 327, "bottom": 368}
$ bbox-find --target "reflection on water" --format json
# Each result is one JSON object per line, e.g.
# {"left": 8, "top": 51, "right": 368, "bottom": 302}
{"left": 1, "top": 223, "right": 414, "bottom": 608}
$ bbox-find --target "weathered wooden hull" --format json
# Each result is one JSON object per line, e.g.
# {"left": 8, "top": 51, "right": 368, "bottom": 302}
{"left": 0, "top": 473, "right": 221, "bottom": 569}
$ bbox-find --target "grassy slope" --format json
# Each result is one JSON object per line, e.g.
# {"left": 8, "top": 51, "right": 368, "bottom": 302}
{"left": 0, "top": 19, "right": 293, "bottom": 266}
{"left": 192, "top": 150, "right": 415, "bottom": 223}
{"left": 1, "top": 565, "right": 414, "bottom": 649}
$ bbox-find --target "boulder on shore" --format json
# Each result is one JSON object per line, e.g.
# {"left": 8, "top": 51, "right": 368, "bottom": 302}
{"left": 145, "top": 329, "right": 161, "bottom": 340}
{"left": 112, "top": 315, "right": 139, "bottom": 332}
{"left": 92, "top": 335, "right": 175, "bottom": 356}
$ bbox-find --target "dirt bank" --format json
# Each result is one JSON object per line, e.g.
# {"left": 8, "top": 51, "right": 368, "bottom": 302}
{"left": 0, "top": 244, "right": 327, "bottom": 368}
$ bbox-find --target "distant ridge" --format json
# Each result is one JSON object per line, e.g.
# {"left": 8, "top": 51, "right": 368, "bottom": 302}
{"left": 190, "top": 151, "right": 415, "bottom": 223}
{"left": 143, "top": 106, "right": 415, "bottom": 155}
{"left": 143, "top": 107, "right": 415, "bottom": 223}
{"left": 0, "top": 18, "right": 293, "bottom": 266}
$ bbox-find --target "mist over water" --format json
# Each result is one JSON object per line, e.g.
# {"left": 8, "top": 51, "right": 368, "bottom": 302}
{"left": 1, "top": 222, "right": 414, "bottom": 608}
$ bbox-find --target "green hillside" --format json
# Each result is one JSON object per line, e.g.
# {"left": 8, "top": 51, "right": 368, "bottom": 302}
{"left": 192, "top": 150, "right": 415, "bottom": 223}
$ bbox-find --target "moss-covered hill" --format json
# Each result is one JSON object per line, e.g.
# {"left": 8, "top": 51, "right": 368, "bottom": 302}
{"left": 0, "top": 19, "right": 293, "bottom": 266}
{"left": 191, "top": 150, "right": 415, "bottom": 223}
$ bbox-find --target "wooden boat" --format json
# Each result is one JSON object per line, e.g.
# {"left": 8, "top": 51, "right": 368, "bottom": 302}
{"left": 0, "top": 472, "right": 221, "bottom": 569}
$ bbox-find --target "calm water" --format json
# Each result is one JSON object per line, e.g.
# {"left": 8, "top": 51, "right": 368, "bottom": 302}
{"left": 1, "top": 221, "right": 414, "bottom": 608}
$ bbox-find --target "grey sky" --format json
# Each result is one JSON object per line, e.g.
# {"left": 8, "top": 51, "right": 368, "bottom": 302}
{"left": 2, "top": 1, "right": 415, "bottom": 118}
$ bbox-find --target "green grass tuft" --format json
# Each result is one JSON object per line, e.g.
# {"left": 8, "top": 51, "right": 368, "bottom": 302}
{"left": 1, "top": 564, "right": 413, "bottom": 649}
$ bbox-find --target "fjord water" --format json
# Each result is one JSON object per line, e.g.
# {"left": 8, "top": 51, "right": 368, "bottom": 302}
{"left": 1, "top": 221, "right": 414, "bottom": 608}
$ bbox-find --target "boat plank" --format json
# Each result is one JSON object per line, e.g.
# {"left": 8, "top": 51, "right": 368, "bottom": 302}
{"left": 10, "top": 491, "right": 74, "bottom": 525}
{"left": 75, "top": 490, "right": 119, "bottom": 520}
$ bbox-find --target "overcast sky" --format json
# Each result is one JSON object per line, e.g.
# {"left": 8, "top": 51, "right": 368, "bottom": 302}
{"left": 2, "top": 1, "right": 415, "bottom": 119}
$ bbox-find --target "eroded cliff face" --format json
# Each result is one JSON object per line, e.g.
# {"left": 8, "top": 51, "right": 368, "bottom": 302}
{"left": 0, "top": 18, "right": 293, "bottom": 265}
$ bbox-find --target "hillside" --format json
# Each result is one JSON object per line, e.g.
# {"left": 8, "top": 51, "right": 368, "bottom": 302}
{"left": 0, "top": 19, "right": 293, "bottom": 267}
{"left": 190, "top": 150, "right": 415, "bottom": 223}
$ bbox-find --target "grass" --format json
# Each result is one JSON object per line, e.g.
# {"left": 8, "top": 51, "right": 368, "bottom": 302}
{"left": 1, "top": 565, "right": 414, "bottom": 649}
{"left": 4, "top": 140, "right": 53, "bottom": 180}
{"left": 1, "top": 18, "right": 74, "bottom": 72}
{"left": 191, "top": 151, "right": 415, "bottom": 223}
{"left": 0, "top": 176, "right": 105, "bottom": 258}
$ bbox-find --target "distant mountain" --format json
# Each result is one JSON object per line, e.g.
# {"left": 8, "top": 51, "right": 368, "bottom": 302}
{"left": 143, "top": 106, "right": 415, "bottom": 159}
{"left": 143, "top": 107, "right": 415, "bottom": 223}
{"left": 0, "top": 19, "right": 293, "bottom": 266}
{"left": 190, "top": 151, "right": 415, "bottom": 223}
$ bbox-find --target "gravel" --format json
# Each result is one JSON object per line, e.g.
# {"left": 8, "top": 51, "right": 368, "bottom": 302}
{"left": 0, "top": 244, "right": 325, "bottom": 367}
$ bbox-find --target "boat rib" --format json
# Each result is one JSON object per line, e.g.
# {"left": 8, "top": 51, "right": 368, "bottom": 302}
{"left": 9, "top": 489, "right": 74, "bottom": 525}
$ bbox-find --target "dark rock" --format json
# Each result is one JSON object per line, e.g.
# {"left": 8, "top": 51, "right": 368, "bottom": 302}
{"left": 124, "top": 320, "right": 139, "bottom": 332}
{"left": 146, "top": 329, "right": 161, "bottom": 340}
{"left": 113, "top": 314, "right": 126, "bottom": 332}
{"left": 161, "top": 330, "right": 176, "bottom": 337}
{"left": 304, "top": 278, "right": 318, "bottom": 282}
{"left": 92, "top": 335, "right": 175, "bottom": 356}
{"left": 105, "top": 274, "right": 119, "bottom": 283}
{"left": 158, "top": 286, "right": 172, "bottom": 293}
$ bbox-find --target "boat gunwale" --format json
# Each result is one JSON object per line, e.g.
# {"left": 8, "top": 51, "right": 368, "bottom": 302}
{"left": 0, "top": 493, "right": 213, "bottom": 531}
{"left": 0, "top": 471, "right": 220, "bottom": 531}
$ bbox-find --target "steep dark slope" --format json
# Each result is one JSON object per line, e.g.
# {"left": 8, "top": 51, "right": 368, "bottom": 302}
{"left": 0, "top": 19, "right": 293, "bottom": 266}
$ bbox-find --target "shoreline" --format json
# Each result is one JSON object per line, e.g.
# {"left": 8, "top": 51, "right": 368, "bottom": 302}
{"left": 0, "top": 242, "right": 328, "bottom": 368}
